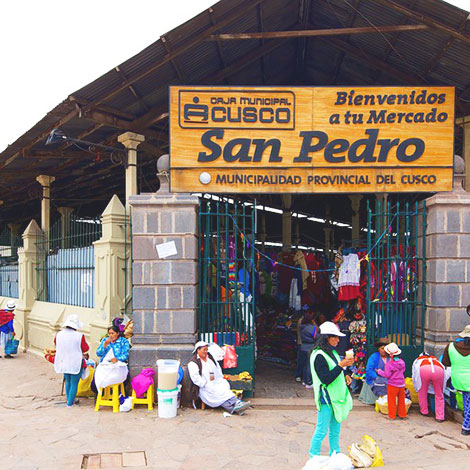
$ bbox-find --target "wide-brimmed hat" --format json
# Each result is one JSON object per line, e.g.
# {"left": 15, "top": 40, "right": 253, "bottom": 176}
{"left": 384, "top": 342, "right": 402, "bottom": 356}
{"left": 374, "top": 337, "right": 389, "bottom": 348}
{"left": 63, "top": 314, "right": 82, "bottom": 330}
{"left": 458, "top": 325, "right": 470, "bottom": 338}
{"left": 192, "top": 340, "right": 209, "bottom": 353}
{"left": 5, "top": 300, "right": 16, "bottom": 311}
{"left": 319, "top": 321, "right": 345, "bottom": 337}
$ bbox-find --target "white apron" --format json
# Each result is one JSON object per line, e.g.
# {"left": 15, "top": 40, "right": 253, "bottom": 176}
{"left": 54, "top": 328, "right": 84, "bottom": 374}
{"left": 188, "top": 357, "right": 234, "bottom": 407}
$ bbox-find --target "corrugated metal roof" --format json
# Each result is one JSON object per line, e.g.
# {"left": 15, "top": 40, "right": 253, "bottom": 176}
{"left": 1, "top": 0, "right": 470, "bottom": 222}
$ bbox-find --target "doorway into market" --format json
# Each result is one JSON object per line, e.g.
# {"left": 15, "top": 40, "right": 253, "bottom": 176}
{"left": 197, "top": 193, "right": 427, "bottom": 398}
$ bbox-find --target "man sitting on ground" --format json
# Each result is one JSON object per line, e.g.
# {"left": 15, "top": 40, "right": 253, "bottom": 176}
{"left": 188, "top": 341, "right": 251, "bottom": 415}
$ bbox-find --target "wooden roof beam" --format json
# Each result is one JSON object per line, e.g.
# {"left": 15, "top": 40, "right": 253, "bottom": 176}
{"left": 92, "top": 0, "right": 268, "bottom": 108}
{"left": 373, "top": 0, "right": 470, "bottom": 44}
{"left": 208, "top": 24, "right": 429, "bottom": 40}
{"left": 321, "top": 36, "right": 423, "bottom": 85}
{"left": 133, "top": 29, "right": 296, "bottom": 130}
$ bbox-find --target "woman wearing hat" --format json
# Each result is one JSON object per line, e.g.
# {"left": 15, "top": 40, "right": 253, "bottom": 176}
{"left": 54, "top": 315, "right": 89, "bottom": 407}
{"left": 359, "top": 338, "right": 390, "bottom": 405}
{"left": 442, "top": 325, "right": 470, "bottom": 435}
{"left": 188, "top": 341, "right": 251, "bottom": 415}
{"left": 309, "top": 321, "right": 354, "bottom": 457}
{"left": 0, "top": 301, "right": 17, "bottom": 358}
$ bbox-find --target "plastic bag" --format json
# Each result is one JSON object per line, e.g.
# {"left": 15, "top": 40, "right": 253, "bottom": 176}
{"left": 349, "top": 435, "right": 384, "bottom": 468}
{"left": 222, "top": 345, "right": 237, "bottom": 369}
{"left": 302, "top": 453, "right": 353, "bottom": 470}
{"left": 94, "top": 350, "right": 128, "bottom": 389}
{"left": 77, "top": 367, "right": 95, "bottom": 397}
{"left": 119, "top": 396, "right": 133, "bottom": 412}
{"left": 405, "top": 377, "right": 419, "bottom": 404}
{"left": 208, "top": 342, "right": 225, "bottom": 361}
{"left": 302, "top": 455, "right": 329, "bottom": 470}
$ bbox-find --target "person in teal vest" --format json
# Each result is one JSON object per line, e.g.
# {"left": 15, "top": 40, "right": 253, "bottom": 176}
{"left": 442, "top": 324, "right": 470, "bottom": 435}
{"left": 309, "top": 321, "right": 354, "bottom": 457}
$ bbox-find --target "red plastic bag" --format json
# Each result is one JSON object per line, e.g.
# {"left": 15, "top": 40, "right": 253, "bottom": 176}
{"left": 223, "top": 345, "right": 237, "bottom": 369}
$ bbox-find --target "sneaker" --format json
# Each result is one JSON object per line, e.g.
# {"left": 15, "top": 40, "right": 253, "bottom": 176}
{"left": 462, "top": 429, "right": 470, "bottom": 436}
{"left": 435, "top": 419, "right": 445, "bottom": 423}
{"left": 295, "top": 377, "right": 302, "bottom": 383}
{"left": 305, "top": 384, "right": 314, "bottom": 389}
{"left": 233, "top": 401, "right": 251, "bottom": 415}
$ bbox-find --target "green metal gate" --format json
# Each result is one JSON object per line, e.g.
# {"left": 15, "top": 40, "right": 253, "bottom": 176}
{"left": 198, "top": 198, "right": 256, "bottom": 386}
{"left": 366, "top": 198, "right": 427, "bottom": 368}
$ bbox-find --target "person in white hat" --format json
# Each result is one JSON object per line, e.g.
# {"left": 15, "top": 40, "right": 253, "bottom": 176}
{"left": 442, "top": 325, "right": 470, "bottom": 435}
{"left": 53, "top": 315, "right": 89, "bottom": 407}
{"left": 0, "top": 301, "right": 17, "bottom": 358}
{"left": 309, "top": 321, "right": 354, "bottom": 457}
{"left": 188, "top": 341, "right": 251, "bottom": 415}
{"left": 376, "top": 342, "right": 407, "bottom": 420}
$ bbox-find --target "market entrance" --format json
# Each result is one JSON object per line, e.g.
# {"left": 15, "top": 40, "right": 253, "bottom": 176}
{"left": 197, "top": 193, "right": 427, "bottom": 398}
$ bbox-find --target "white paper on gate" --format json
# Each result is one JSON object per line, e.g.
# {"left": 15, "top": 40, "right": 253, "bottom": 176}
{"left": 156, "top": 240, "right": 177, "bottom": 259}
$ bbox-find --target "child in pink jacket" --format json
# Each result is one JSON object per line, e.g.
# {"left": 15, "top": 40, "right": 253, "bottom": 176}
{"left": 376, "top": 342, "right": 407, "bottom": 419}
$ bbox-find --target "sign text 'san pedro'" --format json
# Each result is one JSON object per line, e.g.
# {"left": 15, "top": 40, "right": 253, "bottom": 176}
{"left": 169, "top": 86, "right": 454, "bottom": 193}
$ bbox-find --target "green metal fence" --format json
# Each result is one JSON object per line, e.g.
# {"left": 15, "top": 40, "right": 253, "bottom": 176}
{"left": 198, "top": 198, "right": 256, "bottom": 382}
{"left": 366, "top": 198, "right": 426, "bottom": 367}
{"left": 36, "top": 215, "right": 102, "bottom": 307}
{"left": 0, "top": 227, "right": 22, "bottom": 298}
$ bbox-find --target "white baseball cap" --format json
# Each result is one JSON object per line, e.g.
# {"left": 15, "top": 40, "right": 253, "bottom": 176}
{"left": 319, "top": 321, "right": 345, "bottom": 337}
{"left": 192, "top": 340, "right": 209, "bottom": 354}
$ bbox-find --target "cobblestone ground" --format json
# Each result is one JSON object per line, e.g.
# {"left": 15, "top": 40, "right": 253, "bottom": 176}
{"left": 0, "top": 353, "right": 468, "bottom": 470}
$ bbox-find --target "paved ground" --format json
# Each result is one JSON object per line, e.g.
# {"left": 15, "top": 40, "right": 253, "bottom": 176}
{"left": 0, "top": 353, "right": 469, "bottom": 470}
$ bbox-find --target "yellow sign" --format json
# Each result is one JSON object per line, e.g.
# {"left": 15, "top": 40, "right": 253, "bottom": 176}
{"left": 169, "top": 86, "right": 454, "bottom": 193}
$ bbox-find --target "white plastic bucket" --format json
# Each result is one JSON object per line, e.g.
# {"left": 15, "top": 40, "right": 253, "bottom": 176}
{"left": 157, "top": 388, "right": 178, "bottom": 419}
{"left": 156, "top": 359, "right": 180, "bottom": 391}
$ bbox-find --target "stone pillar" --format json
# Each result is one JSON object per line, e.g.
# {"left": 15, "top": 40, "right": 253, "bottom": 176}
{"left": 117, "top": 132, "right": 145, "bottom": 209}
{"left": 57, "top": 207, "right": 73, "bottom": 249}
{"left": 281, "top": 195, "right": 292, "bottom": 249}
{"left": 129, "top": 188, "right": 199, "bottom": 378}
{"left": 16, "top": 220, "right": 44, "bottom": 351}
{"left": 91, "top": 195, "right": 128, "bottom": 346}
{"left": 35, "top": 175, "right": 55, "bottom": 236}
{"left": 456, "top": 116, "right": 470, "bottom": 191}
{"left": 7, "top": 223, "right": 21, "bottom": 258}
{"left": 349, "top": 195, "right": 363, "bottom": 242}
{"left": 423, "top": 157, "right": 470, "bottom": 355}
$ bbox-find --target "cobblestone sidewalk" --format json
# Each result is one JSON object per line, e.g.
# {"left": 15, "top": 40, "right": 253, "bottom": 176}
{"left": 0, "top": 353, "right": 468, "bottom": 470}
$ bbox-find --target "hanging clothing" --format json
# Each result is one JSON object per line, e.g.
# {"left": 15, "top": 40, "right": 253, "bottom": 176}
{"left": 293, "top": 250, "right": 308, "bottom": 290}
{"left": 338, "top": 254, "right": 361, "bottom": 301}
{"left": 289, "top": 278, "right": 301, "bottom": 311}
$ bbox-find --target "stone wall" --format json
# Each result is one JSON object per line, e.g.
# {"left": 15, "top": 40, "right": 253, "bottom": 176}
{"left": 423, "top": 185, "right": 470, "bottom": 355}
{"left": 129, "top": 192, "right": 199, "bottom": 379}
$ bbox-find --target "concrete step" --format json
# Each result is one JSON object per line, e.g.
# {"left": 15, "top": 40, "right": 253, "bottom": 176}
{"left": 250, "top": 397, "right": 372, "bottom": 410}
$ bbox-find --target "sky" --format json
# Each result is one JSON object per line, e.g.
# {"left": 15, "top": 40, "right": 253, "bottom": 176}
{"left": 0, "top": 0, "right": 469, "bottom": 153}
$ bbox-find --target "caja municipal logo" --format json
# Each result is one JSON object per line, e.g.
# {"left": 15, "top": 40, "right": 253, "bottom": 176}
{"left": 178, "top": 89, "right": 295, "bottom": 130}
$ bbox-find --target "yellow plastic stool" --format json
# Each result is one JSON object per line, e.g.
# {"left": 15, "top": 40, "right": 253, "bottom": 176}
{"left": 95, "top": 383, "right": 125, "bottom": 413}
{"left": 131, "top": 383, "right": 154, "bottom": 410}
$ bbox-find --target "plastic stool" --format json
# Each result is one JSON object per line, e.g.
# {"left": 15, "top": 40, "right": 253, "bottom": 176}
{"left": 131, "top": 383, "right": 154, "bottom": 410}
{"left": 95, "top": 383, "right": 125, "bottom": 413}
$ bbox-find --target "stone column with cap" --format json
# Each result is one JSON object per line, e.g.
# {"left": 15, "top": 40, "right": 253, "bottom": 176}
{"left": 129, "top": 154, "right": 199, "bottom": 385}
{"left": 118, "top": 132, "right": 145, "bottom": 209}
{"left": 35, "top": 175, "right": 55, "bottom": 236}
{"left": 421, "top": 155, "right": 470, "bottom": 354}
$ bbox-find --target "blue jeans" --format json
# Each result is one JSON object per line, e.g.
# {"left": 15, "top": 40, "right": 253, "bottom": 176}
{"left": 64, "top": 369, "right": 82, "bottom": 406}
{"left": 296, "top": 347, "right": 313, "bottom": 384}
{"left": 462, "top": 391, "right": 470, "bottom": 431}
{"left": 309, "top": 405, "right": 341, "bottom": 457}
